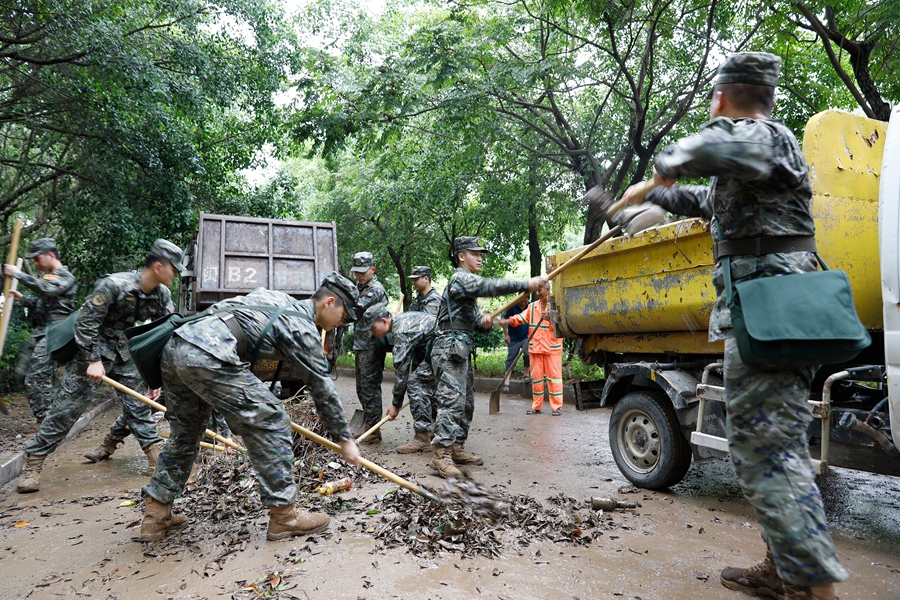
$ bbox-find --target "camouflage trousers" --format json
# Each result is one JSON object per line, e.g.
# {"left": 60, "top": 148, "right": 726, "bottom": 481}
{"left": 143, "top": 336, "right": 296, "bottom": 507}
{"left": 25, "top": 355, "right": 161, "bottom": 456}
{"left": 407, "top": 362, "right": 437, "bottom": 434}
{"left": 206, "top": 410, "right": 233, "bottom": 441}
{"left": 430, "top": 336, "right": 475, "bottom": 448}
{"left": 17, "top": 329, "right": 59, "bottom": 420}
{"left": 724, "top": 337, "right": 848, "bottom": 586}
{"left": 355, "top": 347, "right": 386, "bottom": 426}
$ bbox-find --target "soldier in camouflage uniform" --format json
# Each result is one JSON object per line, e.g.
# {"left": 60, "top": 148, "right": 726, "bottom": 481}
{"left": 371, "top": 308, "right": 437, "bottom": 453}
{"left": 625, "top": 53, "right": 846, "bottom": 600}
{"left": 17, "top": 239, "right": 183, "bottom": 493}
{"left": 407, "top": 266, "right": 441, "bottom": 316}
{"left": 350, "top": 251, "right": 388, "bottom": 442}
{"left": 139, "top": 273, "right": 361, "bottom": 542}
{"left": 429, "top": 237, "right": 546, "bottom": 477}
{"left": 3, "top": 238, "right": 78, "bottom": 422}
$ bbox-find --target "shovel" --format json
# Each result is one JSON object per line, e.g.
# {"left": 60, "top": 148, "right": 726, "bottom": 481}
{"left": 489, "top": 316, "right": 544, "bottom": 414}
{"left": 100, "top": 376, "right": 246, "bottom": 452}
{"left": 355, "top": 399, "right": 409, "bottom": 443}
{"left": 349, "top": 294, "right": 405, "bottom": 433}
{"left": 289, "top": 419, "right": 440, "bottom": 502}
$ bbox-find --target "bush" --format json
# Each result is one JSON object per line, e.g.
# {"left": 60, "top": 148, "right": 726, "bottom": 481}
{"left": 474, "top": 326, "right": 504, "bottom": 352}
{"left": 0, "top": 307, "right": 34, "bottom": 394}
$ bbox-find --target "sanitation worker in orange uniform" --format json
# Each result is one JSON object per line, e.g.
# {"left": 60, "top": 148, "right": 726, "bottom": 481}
{"left": 501, "top": 283, "right": 564, "bottom": 415}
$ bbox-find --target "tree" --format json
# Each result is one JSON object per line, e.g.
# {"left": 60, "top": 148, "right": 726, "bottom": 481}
{"left": 773, "top": 1, "right": 899, "bottom": 122}
{"left": 289, "top": 0, "right": 766, "bottom": 244}
{"left": 1, "top": 0, "right": 294, "bottom": 280}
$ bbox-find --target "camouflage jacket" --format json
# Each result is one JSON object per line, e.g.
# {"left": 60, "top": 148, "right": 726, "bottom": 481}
{"left": 647, "top": 116, "right": 817, "bottom": 341}
{"left": 436, "top": 267, "right": 529, "bottom": 344}
{"left": 77, "top": 272, "right": 173, "bottom": 363}
{"left": 174, "top": 289, "right": 351, "bottom": 442}
{"left": 409, "top": 287, "right": 441, "bottom": 316}
{"left": 353, "top": 275, "right": 388, "bottom": 351}
{"left": 390, "top": 311, "right": 437, "bottom": 408}
{"left": 15, "top": 266, "right": 78, "bottom": 331}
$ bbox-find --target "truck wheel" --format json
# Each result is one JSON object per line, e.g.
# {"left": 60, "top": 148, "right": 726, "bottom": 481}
{"left": 609, "top": 391, "right": 692, "bottom": 489}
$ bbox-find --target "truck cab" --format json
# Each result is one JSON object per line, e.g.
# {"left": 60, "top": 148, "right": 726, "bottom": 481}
{"left": 549, "top": 108, "right": 900, "bottom": 489}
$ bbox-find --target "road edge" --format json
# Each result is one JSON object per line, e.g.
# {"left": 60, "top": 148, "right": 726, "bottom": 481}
{"left": 0, "top": 397, "right": 117, "bottom": 488}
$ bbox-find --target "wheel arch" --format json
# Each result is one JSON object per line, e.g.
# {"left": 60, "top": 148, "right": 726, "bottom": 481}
{"left": 601, "top": 363, "right": 700, "bottom": 412}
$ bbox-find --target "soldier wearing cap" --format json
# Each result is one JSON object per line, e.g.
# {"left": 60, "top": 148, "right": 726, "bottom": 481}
{"left": 3, "top": 238, "right": 78, "bottom": 423}
{"left": 349, "top": 251, "right": 389, "bottom": 442}
{"left": 370, "top": 307, "right": 438, "bottom": 454}
{"left": 17, "top": 239, "right": 184, "bottom": 493}
{"left": 623, "top": 52, "right": 846, "bottom": 599}
{"left": 428, "top": 237, "right": 546, "bottom": 478}
{"left": 407, "top": 266, "right": 440, "bottom": 316}
{"left": 138, "top": 272, "right": 360, "bottom": 542}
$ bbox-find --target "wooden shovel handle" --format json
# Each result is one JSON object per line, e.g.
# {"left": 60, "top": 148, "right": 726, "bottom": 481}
{"left": 489, "top": 224, "right": 624, "bottom": 321}
{"left": 290, "top": 420, "right": 440, "bottom": 503}
{"left": 356, "top": 399, "right": 409, "bottom": 443}
{"left": 100, "top": 375, "right": 246, "bottom": 453}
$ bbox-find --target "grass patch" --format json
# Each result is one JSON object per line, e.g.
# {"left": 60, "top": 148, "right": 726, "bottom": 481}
{"left": 336, "top": 350, "right": 603, "bottom": 382}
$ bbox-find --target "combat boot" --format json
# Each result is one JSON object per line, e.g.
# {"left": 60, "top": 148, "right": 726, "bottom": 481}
{"left": 358, "top": 428, "right": 382, "bottom": 445}
{"left": 144, "top": 442, "right": 163, "bottom": 476}
{"left": 782, "top": 583, "right": 838, "bottom": 600}
{"left": 450, "top": 442, "right": 483, "bottom": 465}
{"left": 140, "top": 497, "right": 188, "bottom": 541}
{"left": 266, "top": 504, "right": 330, "bottom": 540}
{"left": 720, "top": 549, "right": 784, "bottom": 598}
{"left": 396, "top": 431, "right": 432, "bottom": 454}
{"left": 17, "top": 454, "right": 46, "bottom": 493}
{"left": 84, "top": 434, "right": 123, "bottom": 463}
{"left": 430, "top": 445, "right": 463, "bottom": 479}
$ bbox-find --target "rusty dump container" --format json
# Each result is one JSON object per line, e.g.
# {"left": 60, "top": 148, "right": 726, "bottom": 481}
{"left": 179, "top": 213, "right": 338, "bottom": 313}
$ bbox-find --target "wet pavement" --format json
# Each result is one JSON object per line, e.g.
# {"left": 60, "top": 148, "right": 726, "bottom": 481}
{"left": 1, "top": 378, "right": 898, "bottom": 599}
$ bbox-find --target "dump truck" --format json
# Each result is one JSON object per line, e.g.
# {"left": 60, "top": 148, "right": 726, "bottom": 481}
{"left": 548, "top": 109, "right": 900, "bottom": 489}
{"left": 177, "top": 214, "right": 342, "bottom": 391}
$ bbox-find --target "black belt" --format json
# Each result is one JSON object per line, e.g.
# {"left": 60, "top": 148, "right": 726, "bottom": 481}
{"left": 438, "top": 321, "right": 473, "bottom": 332}
{"left": 103, "top": 319, "right": 134, "bottom": 331}
{"left": 713, "top": 236, "right": 817, "bottom": 262}
{"left": 218, "top": 313, "right": 249, "bottom": 358}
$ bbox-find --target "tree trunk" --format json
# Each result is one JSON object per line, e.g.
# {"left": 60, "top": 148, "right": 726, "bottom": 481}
{"left": 387, "top": 246, "right": 410, "bottom": 311}
{"left": 527, "top": 200, "right": 541, "bottom": 277}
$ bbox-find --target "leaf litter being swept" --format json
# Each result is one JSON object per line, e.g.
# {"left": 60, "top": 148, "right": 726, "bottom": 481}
{"left": 140, "top": 393, "right": 623, "bottom": 562}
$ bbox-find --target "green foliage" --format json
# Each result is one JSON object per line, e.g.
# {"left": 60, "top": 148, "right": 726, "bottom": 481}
{"left": 0, "top": 309, "right": 34, "bottom": 394}
{"left": 474, "top": 326, "right": 505, "bottom": 352}
{"left": 1, "top": 0, "right": 296, "bottom": 281}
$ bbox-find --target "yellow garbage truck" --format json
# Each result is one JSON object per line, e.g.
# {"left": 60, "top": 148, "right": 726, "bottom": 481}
{"left": 549, "top": 109, "right": 900, "bottom": 489}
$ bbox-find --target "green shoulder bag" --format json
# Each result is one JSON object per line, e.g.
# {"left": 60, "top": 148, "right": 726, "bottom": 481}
{"left": 724, "top": 254, "right": 871, "bottom": 371}
{"left": 45, "top": 312, "right": 79, "bottom": 364}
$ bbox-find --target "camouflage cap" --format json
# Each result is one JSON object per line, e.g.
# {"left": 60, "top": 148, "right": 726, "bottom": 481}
{"left": 716, "top": 52, "right": 781, "bottom": 87}
{"left": 25, "top": 238, "right": 58, "bottom": 259}
{"left": 407, "top": 265, "right": 432, "bottom": 279}
{"left": 150, "top": 238, "right": 185, "bottom": 272}
{"left": 454, "top": 236, "right": 489, "bottom": 254}
{"left": 350, "top": 251, "right": 374, "bottom": 273}
{"left": 321, "top": 271, "right": 360, "bottom": 322}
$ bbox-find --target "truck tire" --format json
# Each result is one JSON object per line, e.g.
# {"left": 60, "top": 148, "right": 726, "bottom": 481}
{"left": 609, "top": 391, "right": 692, "bottom": 489}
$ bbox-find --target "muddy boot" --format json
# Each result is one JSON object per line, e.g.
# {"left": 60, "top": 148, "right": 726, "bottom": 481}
{"left": 266, "top": 504, "right": 330, "bottom": 540}
{"left": 720, "top": 549, "right": 784, "bottom": 598}
{"left": 782, "top": 583, "right": 838, "bottom": 600}
{"left": 84, "top": 434, "right": 123, "bottom": 463}
{"left": 430, "top": 445, "right": 463, "bottom": 479}
{"left": 358, "top": 427, "right": 382, "bottom": 445}
{"left": 396, "top": 431, "right": 432, "bottom": 454}
{"left": 144, "top": 442, "right": 163, "bottom": 476}
{"left": 450, "top": 442, "right": 483, "bottom": 465}
{"left": 17, "top": 454, "right": 46, "bottom": 493}
{"left": 140, "top": 497, "right": 188, "bottom": 542}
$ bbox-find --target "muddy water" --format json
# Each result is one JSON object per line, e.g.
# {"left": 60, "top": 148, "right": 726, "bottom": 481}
{"left": 1, "top": 381, "right": 898, "bottom": 599}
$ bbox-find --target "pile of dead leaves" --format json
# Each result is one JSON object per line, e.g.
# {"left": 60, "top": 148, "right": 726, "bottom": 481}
{"left": 361, "top": 486, "right": 612, "bottom": 559}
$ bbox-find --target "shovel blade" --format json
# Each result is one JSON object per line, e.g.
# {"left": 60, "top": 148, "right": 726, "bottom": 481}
{"left": 348, "top": 409, "right": 366, "bottom": 435}
{"left": 489, "top": 389, "right": 500, "bottom": 414}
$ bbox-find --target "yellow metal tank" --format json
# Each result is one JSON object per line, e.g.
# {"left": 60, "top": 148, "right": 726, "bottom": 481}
{"left": 550, "top": 110, "right": 887, "bottom": 357}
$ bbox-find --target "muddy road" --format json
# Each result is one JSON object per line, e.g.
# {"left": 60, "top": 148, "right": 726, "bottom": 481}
{"left": 1, "top": 378, "right": 899, "bottom": 599}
